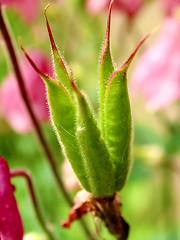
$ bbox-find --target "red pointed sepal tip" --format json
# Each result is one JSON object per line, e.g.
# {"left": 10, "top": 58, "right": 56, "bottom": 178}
{"left": 44, "top": 5, "right": 69, "bottom": 73}
{"left": 116, "top": 25, "right": 161, "bottom": 76}
{"left": 19, "top": 38, "right": 52, "bottom": 81}
{"left": 108, "top": 33, "right": 151, "bottom": 87}
{"left": 44, "top": 4, "right": 57, "bottom": 53}
{"left": 44, "top": 5, "right": 75, "bottom": 97}
{"left": 105, "top": 0, "right": 114, "bottom": 43}
{"left": 121, "top": 33, "right": 150, "bottom": 69}
{"left": 100, "top": 0, "right": 114, "bottom": 63}
{"left": 0, "top": 156, "right": 24, "bottom": 240}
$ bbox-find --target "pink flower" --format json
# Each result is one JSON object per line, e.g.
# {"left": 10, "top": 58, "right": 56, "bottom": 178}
{"left": 0, "top": 156, "right": 24, "bottom": 240}
{"left": 0, "top": 50, "right": 52, "bottom": 134}
{"left": 86, "top": 0, "right": 143, "bottom": 19}
{"left": 62, "top": 160, "right": 80, "bottom": 192}
{"left": 86, "top": 0, "right": 107, "bottom": 14}
{"left": 131, "top": 17, "right": 180, "bottom": 111}
{"left": 161, "top": 0, "right": 180, "bottom": 16}
{"left": 2, "top": 0, "right": 39, "bottom": 23}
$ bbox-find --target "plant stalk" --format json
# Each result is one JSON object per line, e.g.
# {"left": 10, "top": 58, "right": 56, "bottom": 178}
{"left": 10, "top": 169, "right": 57, "bottom": 240}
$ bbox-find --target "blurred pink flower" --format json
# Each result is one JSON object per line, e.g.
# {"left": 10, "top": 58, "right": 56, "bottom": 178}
{"left": 162, "top": 0, "right": 180, "bottom": 16}
{"left": 0, "top": 50, "right": 52, "bottom": 134}
{"left": 131, "top": 17, "right": 180, "bottom": 111}
{"left": 62, "top": 160, "right": 80, "bottom": 192}
{"left": 0, "top": 156, "right": 24, "bottom": 240}
{"left": 86, "top": 0, "right": 143, "bottom": 19}
{"left": 2, "top": 0, "right": 39, "bottom": 23}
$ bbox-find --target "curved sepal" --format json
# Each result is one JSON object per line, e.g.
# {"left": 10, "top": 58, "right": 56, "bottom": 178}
{"left": 99, "top": 0, "right": 114, "bottom": 138}
{"left": 20, "top": 44, "right": 90, "bottom": 191}
{"left": 72, "top": 81, "right": 115, "bottom": 197}
{"left": 44, "top": 6, "right": 74, "bottom": 100}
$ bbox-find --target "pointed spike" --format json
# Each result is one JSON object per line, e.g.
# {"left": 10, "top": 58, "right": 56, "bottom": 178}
{"left": 105, "top": 0, "right": 114, "bottom": 42}
{"left": 106, "top": 0, "right": 114, "bottom": 41}
{"left": 100, "top": 0, "right": 114, "bottom": 63}
{"left": 44, "top": 6, "right": 70, "bottom": 76}
{"left": 44, "top": 7, "right": 75, "bottom": 98}
{"left": 107, "top": 33, "right": 150, "bottom": 87}
{"left": 19, "top": 38, "right": 52, "bottom": 81}
{"left": 44, "top": 5, "right": 60, "bottom": 54}
{"left": 121, "top": 33, "right": 150, "bottom": 69}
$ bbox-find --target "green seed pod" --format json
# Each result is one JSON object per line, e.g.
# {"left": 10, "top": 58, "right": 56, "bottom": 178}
{"left": 103, "top": 34, "right": 149, "bottom": 191}
{"left": 72, "top": 82, "right": 114, "bottom": 197}
{"left": 21, "top": 1, "right": 148, "bottom": 197}
{"left": 43, "top": 8, "right": 115, "bottom": 197}
{"left": 20, "top": 45, "right": 90, "bottom": 192}
{"left": 99, "top": 2, "right": 132, "bottom": 192}
{"left": 99, "top": 2, "right": 149, "bottom": 192}
{"left": 43, "top": 79, "right": 91, "bottom": 191}
{"left": 104, "top": 66, "right": 132, "bottom": 191}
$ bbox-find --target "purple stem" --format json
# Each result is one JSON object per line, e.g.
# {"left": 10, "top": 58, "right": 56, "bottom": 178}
{"left": 10, "top": 169, "right": 57, "bottom": 240}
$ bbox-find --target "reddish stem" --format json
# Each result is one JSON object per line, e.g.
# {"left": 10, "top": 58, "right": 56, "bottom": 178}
{"left": 10, "top": 169, "right": 57, "bottom": 240}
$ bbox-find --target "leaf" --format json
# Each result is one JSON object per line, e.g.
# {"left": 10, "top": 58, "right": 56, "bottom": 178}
{"left": 20, "top": 43, "right": 91, "bottom": 192}
{"left": 104, "top": 35, "right": 149, "bottom": 191}
{"left": 72, "top": 81, "right": 115, "bottom": 197}
{"left": 99, "top": 0, "right": 114, "bottom": 139}
{"left": 44, "top": 6, "right": 74, "bottom": 100}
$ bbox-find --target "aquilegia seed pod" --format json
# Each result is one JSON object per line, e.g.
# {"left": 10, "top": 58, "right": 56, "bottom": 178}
{"left": 20, "top": 1, "right": 148, "bottom": 197}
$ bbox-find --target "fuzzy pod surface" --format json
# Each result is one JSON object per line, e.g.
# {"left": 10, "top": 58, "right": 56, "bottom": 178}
{"left": 21, "top": 1, "right": 148, "bottom": 197}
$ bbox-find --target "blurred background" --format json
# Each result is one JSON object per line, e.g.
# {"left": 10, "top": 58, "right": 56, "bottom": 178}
{"left": 0, "top": 0, "right": 180, "bottom": 239}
